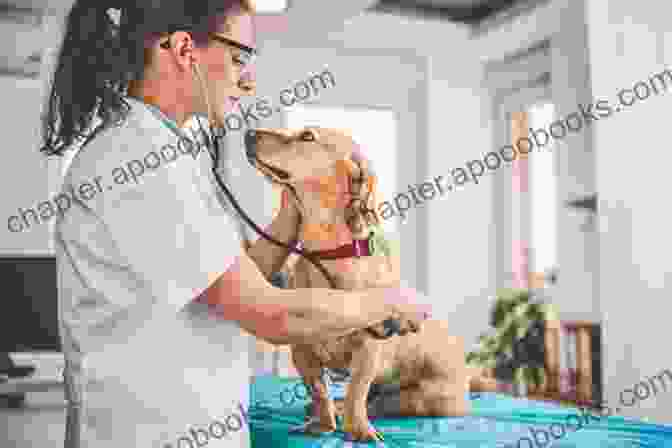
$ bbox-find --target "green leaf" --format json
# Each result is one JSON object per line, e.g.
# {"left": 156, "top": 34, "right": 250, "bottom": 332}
{"left": 536, "top": 367, "right": 546, "bottom": 388}
{"left": 516, "top": 324, "right": 528, "bottom": 339}
{"left": 525, "top": 369, "right": 534, "bottom": 387}
{"left": 367, "top": 224, "right": 400, "bottom": 258}
{"left": 496, "top": 314, "right": 514, "bottom": 331}
{"left": 514, "top": 303, "right": 529, "bottom": 318}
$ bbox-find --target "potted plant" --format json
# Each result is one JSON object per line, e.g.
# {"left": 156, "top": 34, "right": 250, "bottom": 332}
{"left": 466, "top": 288, "right": 558, "bottom": 396}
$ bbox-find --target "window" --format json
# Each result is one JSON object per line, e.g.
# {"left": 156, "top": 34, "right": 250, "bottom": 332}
{"left": 286, "top": 104, "right": 399, "bottom": 235}
{"left": 504, "top": 101, "right": 557, "bottom": 290}
{"left": 255, "top": 0, "right": 288, "bottom": 13}
{"left": 528, "top": 102, "right": 557, "bottom": 280}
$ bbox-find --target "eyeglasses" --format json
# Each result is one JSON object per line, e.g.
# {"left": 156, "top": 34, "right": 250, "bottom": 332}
{"left": 208, "top": 33, "right": 257, "bottom": 65}
{"left": 159, "top": 32, "right": 257, "bottom": 68}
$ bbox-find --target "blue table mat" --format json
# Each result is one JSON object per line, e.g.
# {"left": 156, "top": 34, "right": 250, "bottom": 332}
{"left": 249, "top": 375, "right": 672, "bottom": 448}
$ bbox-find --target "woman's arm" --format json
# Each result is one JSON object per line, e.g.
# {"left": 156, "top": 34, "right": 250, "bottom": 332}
{"left": 198, "top": 247, "right": 429, "bottom": 346}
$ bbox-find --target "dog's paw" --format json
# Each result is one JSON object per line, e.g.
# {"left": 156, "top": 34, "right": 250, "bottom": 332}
{"left": 344, "top": 420, "right": 385, "bottom": 443}
{"left": 289, "top": 418, "right": 336, "bottom": 436}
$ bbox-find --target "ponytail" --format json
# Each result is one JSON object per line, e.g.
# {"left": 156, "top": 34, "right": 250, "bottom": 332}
{"left": 40, "top": 0, "right": 140, "bottom": 156}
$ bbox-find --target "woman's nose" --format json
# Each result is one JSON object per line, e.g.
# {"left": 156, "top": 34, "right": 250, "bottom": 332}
{"left": 245, "top": 129, "right": 257, "bottom": 160}
{"left": 238, "top": 67, "right": 256, "bottom": 95}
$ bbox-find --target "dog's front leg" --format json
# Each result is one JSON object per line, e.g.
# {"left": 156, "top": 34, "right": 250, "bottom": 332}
{"left": 343, "top": 342, "right": 385, "bottom": 442}
{"left": 290, "top": 346, "right": 337, "bottom": 435}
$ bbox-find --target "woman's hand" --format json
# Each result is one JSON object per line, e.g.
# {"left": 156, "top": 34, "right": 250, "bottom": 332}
{"left": 383, "top": 285, "right": 433, "bottom": 334}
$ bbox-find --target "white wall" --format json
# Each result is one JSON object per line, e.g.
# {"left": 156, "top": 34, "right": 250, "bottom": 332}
{"left": 0, "top": 13, "right": 68, "bottom": 256}
{"left": 585, "top": 0, "right": 672, "bottom": 425}
{"left": 473, "top": 0, "right": 600, "bottom": 323}
{"left": 425, "top": 51, "right": 496, "bottom": 346}
{"left": 548, "top": 0, "right": 598, "bottom": 323}
{"left": 310, "top": 13, "right": 498, "bottom": 344}
{"left": 0, "top": 76, "right": 51, "bottom": 255}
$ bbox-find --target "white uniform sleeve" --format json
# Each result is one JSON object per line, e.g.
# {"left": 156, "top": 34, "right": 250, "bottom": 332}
{"left": 98, "top": 155, "right": 244, "bottom": 313}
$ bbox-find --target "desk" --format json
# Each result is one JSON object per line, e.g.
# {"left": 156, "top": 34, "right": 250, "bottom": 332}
{"left": 1, "top": 353, "right": 65, "bottom": 407}
{"left": 0, "top": 377, "right": 64, "bottom": 395}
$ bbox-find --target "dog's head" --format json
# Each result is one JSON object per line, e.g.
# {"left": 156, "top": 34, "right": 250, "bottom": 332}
{"left": 244, "top": 127, "right": 380, "bottom": 238}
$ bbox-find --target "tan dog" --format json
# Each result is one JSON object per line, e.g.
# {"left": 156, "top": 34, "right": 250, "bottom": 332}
{"left": 245, "top": 127, "right": 472, "bottom": 442}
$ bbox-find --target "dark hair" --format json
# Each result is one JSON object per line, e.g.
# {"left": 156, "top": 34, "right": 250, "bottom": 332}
{"left": 40, "top": 0, "right": 253, "bottom": 156}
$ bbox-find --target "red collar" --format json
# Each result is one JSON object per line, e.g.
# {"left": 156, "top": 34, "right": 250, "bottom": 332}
{"left": 303, "top": 238, "right": 371, "bottom": 260}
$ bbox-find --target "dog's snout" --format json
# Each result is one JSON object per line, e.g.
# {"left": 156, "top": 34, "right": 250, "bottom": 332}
{"left": 245, "top": 129, "right": 257, "bottom": 160}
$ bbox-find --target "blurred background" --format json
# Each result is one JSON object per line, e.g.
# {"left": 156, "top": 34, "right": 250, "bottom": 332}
{"left": 0, "top": 0, "right": 670, "bottom": 445}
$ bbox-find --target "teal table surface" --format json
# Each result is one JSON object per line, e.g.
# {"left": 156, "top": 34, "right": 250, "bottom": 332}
{"left": 249, "top": 375, "right": 672, "bottom": 448}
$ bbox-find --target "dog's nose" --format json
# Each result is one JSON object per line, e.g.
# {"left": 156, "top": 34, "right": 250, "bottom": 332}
{"left": 245, "top": 129, "right": 257, "bottom": 160}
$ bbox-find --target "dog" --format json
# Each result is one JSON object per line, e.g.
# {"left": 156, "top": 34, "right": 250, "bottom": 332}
{"left": 245, "top": 127, "right": 482, "bottom": 442}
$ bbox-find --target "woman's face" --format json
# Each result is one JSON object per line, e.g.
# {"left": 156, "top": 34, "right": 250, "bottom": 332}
{"left": 193, "top": 12, "right": 256, "bottom": 126}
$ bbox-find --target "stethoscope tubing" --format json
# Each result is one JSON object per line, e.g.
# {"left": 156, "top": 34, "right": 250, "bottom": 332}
{"left": 191, "top": 114, "right": 401, "bottom": 340}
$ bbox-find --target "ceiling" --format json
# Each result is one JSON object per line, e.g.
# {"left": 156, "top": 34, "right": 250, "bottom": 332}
{"left": 0, "top": 0, "right": 538, "bottom": 79}
{"left": 368, "top": 0, "right": 528, "bottom": 25}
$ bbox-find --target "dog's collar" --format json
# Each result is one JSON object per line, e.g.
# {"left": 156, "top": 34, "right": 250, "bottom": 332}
{"left": 303, "top": 238, "right": 372, "bottom": 259}
{"left": 298, "top": 224, "right": 392, "bottom": 260}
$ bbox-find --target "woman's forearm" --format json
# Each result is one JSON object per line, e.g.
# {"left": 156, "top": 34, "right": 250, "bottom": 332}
{"left": 214, "top": 285, "right": 399, "bottom": 346}
{"left": 276, "top": 286, "right": 402, "bottom": 344}
{"left": 208, "top": 221, "right": 418, "bottom": 346}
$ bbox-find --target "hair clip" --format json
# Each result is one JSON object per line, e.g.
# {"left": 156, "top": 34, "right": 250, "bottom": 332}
{"left": 107, "top": 8, "right": 121, "bottom": 27}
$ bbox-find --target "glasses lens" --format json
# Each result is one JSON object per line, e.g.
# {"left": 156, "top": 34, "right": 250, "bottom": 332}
{"left": 239, "top": 51, "right": 255, "bottom": 67}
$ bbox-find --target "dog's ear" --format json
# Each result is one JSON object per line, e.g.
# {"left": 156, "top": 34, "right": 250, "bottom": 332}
{"left": 361, "top": 161, "right": 381, "bottom": 227}
{"left": 365, "top": 171, "right": 380, "bottom": 226}
{"left": 350, "top": 155, "right": 380, "bottom": 227}
{"left": 344, "top": 154, "right": 381, "bottom": 237}
{"left": 348, "top": 145, "right": 379, "bottom": 226}
{"left": 334, "top": 157, "right": 359, "bottom": 180}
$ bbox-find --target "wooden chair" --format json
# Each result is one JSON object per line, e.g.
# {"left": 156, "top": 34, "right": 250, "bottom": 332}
{"left": 473, "top": 319, "right": 602, "bottom": 409}
{"left": 533, "top": 320, "right": 602, "bottom": 408}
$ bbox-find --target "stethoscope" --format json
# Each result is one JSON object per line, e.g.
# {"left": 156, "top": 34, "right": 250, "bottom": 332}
{"left": 183, "top": 61, "right": 402, "bottom": 343}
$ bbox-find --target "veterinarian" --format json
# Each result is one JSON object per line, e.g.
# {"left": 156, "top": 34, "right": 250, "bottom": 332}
{"left": 42, "top": 1, "right": 430, "bottom": 447}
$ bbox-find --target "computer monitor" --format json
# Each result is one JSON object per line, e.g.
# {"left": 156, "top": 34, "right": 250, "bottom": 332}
{"left": 0, "top": 255, "right": 60, "bottom": 354}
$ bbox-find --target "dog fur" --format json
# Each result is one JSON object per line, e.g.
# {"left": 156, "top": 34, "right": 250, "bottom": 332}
{"left": 246, "top": 127, "right": 475, "bottom": 442}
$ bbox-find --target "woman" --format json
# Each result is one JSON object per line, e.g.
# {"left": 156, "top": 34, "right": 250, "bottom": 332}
{"left": 41, "top": 1, "right": 430, "bottom": 446}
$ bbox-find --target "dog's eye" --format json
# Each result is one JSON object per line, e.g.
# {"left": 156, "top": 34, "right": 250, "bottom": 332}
{"left": 299, "top": 130, "right": 316, "bottom": 142}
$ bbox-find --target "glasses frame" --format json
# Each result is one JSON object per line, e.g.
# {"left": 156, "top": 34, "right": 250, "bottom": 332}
{"left": 159, "top": 31, "right": 257, "bottom": 67}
